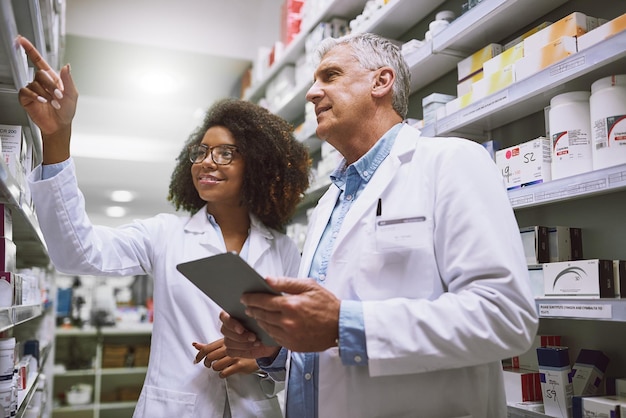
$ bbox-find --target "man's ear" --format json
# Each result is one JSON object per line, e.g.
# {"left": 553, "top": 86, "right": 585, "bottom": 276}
{"left": 372, "top": 67, "right": 395, "bottom": 98}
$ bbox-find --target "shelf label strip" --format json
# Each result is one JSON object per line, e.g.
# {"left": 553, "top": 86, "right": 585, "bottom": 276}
{"left": 538, "top": 303, "right": 612, "bottom": 319}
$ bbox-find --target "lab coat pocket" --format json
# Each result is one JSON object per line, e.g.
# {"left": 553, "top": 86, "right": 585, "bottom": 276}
{"left": 356, "top": 218, "right": 436, "bottom": 300}
{"left": 137, "top": 385, "right": 196, "bottom": 418}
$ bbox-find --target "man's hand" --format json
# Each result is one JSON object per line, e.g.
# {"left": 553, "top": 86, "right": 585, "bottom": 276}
{"left": 222, "top": 277, "right": 341, "bottom": 354}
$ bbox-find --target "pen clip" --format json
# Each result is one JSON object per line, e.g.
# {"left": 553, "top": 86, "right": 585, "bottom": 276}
{"left": 376, "top": 198, "right": 382, "bottom": 217}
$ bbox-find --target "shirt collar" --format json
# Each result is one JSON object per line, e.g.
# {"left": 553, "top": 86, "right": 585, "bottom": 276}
{"left": 330, "top": 123, "right": 402, "bottom": 188}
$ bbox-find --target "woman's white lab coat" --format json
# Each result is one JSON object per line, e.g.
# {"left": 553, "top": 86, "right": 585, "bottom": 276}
{"left": 297, "top": 124, "right": 539, "bottom": 418}
{"left": 28, "top": 161, "right": 298, "bottom": 418}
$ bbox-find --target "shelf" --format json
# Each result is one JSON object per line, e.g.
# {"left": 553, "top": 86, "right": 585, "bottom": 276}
{"left": 0, "top": 304, "right": 44, "bottom": 332}
{"left": 433, "top": 31, "right": 626, "bottom": 137}
{"left": 55, "top": 323, "right": 153, "bottom": 337}
{"left": 100, "top": 367, "right": 148, "bottom": 376}
{"left": 507, "top": 405, "right": 547, "bottom": 417}
{"left": 246, "top": 0, "right": 447, "bottom": 103}
{"left": 0, "top": 160, "right": 49, "bottom": 267}
{"left": 17, "top": 343, "right": 51, "bottom": 416}
{"left": 535, "top": 298, "right": 626, "bottom": 322}
{"left": 508, "top": 163, "right": 626, "bottom": 209}
{"left": 407, "top": 0, "right": 570, "bottom": 93}
{"left": 245, "top": 0, "right": 366, "bottom": 102}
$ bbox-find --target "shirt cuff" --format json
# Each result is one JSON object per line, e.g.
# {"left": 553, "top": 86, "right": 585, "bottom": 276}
{"left": 41, "top": 159, "right": 71, "bottom": 180}
{"left": 257, "top": 347, "right": 288, "bottom": 381}
{"left": 338, "top": 300, "right": 368, "bottom": 366}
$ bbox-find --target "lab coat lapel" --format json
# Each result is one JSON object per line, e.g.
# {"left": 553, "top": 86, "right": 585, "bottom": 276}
{"left": 246, "top": 215, "right": 273, "bottom": 268}
{"left": 184, "top": 207, "right": 224, "bottom": 253}
{"left": 332, "top": 126, "right": 417, "bottom": 251}
{"left": 298, "top": 185, "right": 340, "bottom": 278}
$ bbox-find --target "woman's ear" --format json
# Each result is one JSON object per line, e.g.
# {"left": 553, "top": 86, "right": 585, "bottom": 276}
{"left": 371, "top": 67, "right": 395, "bottom": 98}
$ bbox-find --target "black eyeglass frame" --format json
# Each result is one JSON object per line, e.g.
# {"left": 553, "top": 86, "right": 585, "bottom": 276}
{"left": 188, "top": 144, "right": 239, "bottom": 165}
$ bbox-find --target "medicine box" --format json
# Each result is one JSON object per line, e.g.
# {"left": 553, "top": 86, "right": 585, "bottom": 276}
{"left": 523, "top": 12, "right": 598, "bottom": 53}
{"left": 483, "top": 42, "right": 524, "bottom": 76}
{"left": 511, "top": 334, "right": 562, "bottom": 371}
{"left": 421, "top": 93, "right": 455, "bottom": 127}
{"left": 549, "top": 226, "right": 583, "bottom": 262}
{"left": 520, "top": 226, "right": 549, "bottom": 265}
{"left": 457, "top": 43, "right": 502, "bottom": 81}
{"left": 614, "top": 260, "right": 626, "bottom": 298}
{"left": 472, "top": 65, "right": 515, "bottom": 99}
{"left": 502, "top": 367, "right": 543, "bottom": 403}
{"left": 573, "top": 395, "right": 626, "bottom": 418}
{"left": 515, "top": 36, "right": 578, "bottom": 81}
{"left": 577, "top": 12, "right": 626, "bottom": 51}
{"left": 504, "top": 21, "right": 552, "bottom": 50}
{"left": 538, "top": 346, "right": 574, "bottom": 418}
{"left": 0, "top": 238, "right": 17, "bottom": 273}
{"left": 578, "top": 13, "right": 626, "bottom": 51}
{"left": 571, "top": 349, "right": 610, "bottom": 396}
{"left": 543, "top": 259, "right": 614, "bottom": 299}
{"left": 0, "top": 204, "right": 12, "bottom": 241}
{"left": 495, "top": 137, "right": 551, "bottom": 190}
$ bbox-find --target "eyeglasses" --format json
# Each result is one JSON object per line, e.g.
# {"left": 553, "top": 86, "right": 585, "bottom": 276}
{"left": 188, "top": 144, "right": 238, "bottom": 165}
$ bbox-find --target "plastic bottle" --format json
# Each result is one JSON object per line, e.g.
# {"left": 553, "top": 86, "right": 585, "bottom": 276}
{"left": 590, "top": 74, "right": 626, "bottom": 170}
{"left": 549, "top": 91, "right": 593, "bottom": 179}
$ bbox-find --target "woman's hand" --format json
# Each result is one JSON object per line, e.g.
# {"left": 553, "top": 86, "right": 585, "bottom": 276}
{"left": 192, "top": 339, "right": 261, "bottom": 378}
{"left": 16, "top": 35, "right": 78, "bottom": 163}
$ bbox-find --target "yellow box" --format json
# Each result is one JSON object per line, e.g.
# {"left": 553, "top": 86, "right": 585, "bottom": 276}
{"left": 515, "top": 36, "right": 578, "bottom": 81}
{"left": 456, "top": 71, "right": 483, "bottom": 96}
{"left": 483, "top": 42, "right": 525, "bottom": 76}
{"left": 473, "top": 65, "right": 516, "bottom": 97}
{"left": 524, "top": 12, "right": 598, "bottom": 53}
{"left": 504, "top": 22, "right": 552, "bottom": 50}
{"left": 578, "top": 12, "right": 626, "bottom": 50}
{"left": 457, "top": 43, "right": 502, "bottom": 81}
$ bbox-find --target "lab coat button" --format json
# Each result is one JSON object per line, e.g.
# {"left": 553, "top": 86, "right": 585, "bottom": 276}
{"left": 304, "top": 373, "right": 312, "bottom": 380}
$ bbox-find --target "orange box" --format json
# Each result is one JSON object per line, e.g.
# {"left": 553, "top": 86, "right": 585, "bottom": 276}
{"left": 578, "top": 12, "right": 626, "bottom": 50}
{"left": 515, "top": 36, "right": 578, "bottom": 81}
{"left": 523, "top": 12, "right": 598, "bottom": 52}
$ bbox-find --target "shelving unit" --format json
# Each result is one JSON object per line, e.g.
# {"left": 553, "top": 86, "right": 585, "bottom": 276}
{"left": 52, "top": 324, "right": 152, "bottom": 418}
{"left": 249, "top": 0, "right": 626, "bottom": 416}
{"left": 1, "top": 1, "right": 65, "bottom": 417}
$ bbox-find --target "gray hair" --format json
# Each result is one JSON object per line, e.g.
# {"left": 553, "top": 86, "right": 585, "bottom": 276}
{"left": 315, "top": 32, "right": 410, "bottom": 119}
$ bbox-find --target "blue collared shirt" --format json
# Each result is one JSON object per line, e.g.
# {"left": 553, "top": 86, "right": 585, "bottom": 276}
{"left": 267, "top": 124, "right": 401, "bottom": 418}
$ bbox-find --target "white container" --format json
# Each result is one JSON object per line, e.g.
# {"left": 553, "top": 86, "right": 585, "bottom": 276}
{"left": 0, "top": 379, "right": 12, "bottom": 418}
{"left": 0, "top": 338, "right": 15, "bottom": 380}
{"left": 590, "top": 74, "right": 626, "bottom": 170}
{"left": 549, "top": 91, "right": 593, "bottom": 179}
{"left": 428, "top": 19, "right": 449, "bottom": 36}
{"left": 435, "top": 10, "right": 456, "bottom": 23}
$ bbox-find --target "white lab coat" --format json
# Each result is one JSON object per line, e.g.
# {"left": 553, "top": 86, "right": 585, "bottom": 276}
{"left": 296, "top": 125, "right": 539, "bottom": 418}
{"left": 28, "top": 161, "right": 298, "bottom": 418}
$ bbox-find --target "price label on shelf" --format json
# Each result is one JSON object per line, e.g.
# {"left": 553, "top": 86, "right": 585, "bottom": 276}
{"left": 538, "top": 303, "right": 612, "bottom": 319}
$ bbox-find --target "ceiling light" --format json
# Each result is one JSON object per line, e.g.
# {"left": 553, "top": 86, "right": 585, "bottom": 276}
{"left": 137, "top": 70, "right": 178, "bottom": 94}
{"left": 111, "top": 190, "right": 135, "bottom": 202}
{"left": 106, "top": 206, "right": 127, "bottom": 218}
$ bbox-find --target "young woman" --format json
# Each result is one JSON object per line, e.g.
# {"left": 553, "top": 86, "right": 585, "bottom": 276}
{"left": 17, "top": 35, "right": 310, "bottom": 417}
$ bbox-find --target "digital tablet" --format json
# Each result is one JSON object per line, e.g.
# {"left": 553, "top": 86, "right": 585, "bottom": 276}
{"left": 176, "top": 252, "right": 280, "bottom": 346}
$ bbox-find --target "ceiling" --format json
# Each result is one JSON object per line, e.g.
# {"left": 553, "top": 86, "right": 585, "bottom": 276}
{"left": 61, "top": 0, "right": 283, "bottom": 227}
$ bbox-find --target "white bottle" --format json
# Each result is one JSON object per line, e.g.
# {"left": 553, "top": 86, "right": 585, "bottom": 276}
{"left": 590, "top": 74, "right": 626, "bottom": 170}
{"left": 549, "top": 91, "right": 593, "bottom": 179}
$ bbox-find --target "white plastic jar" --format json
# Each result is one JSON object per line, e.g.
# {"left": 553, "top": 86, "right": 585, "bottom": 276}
{"left": 0, "top": 338, "right": 15, "bottom": 380}
{"left": 590, "top": 74, "right": 626, "bottom": 170}
{"left": 549, "top": 91, "right": 593, "bottom": 180}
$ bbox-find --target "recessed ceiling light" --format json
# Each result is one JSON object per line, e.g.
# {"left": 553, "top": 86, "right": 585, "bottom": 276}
{"left": 106, "top": 206, "right": 127, "bottom": 218}
{"left": 137, "top": 70, "right": 178, "bottom": 94}
{"left": 111, "top": 190, "right": 135, "bottom": 203}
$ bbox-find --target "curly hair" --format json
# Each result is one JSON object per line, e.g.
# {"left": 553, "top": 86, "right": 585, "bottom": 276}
{"left": 168, "top": 98, "right": 311, "bottom": 231}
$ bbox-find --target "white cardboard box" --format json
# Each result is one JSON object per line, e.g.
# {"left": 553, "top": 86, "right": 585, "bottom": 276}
{"left": 543, "top": 259, "right": 614, "bottom": 298}
{"left": 496, "top": 137, "right": 551, "bottom": 190}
